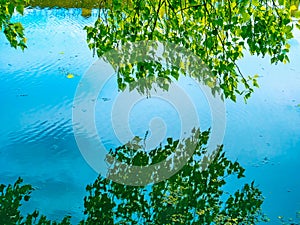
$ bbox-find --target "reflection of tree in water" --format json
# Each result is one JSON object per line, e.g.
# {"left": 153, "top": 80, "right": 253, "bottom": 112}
{"left": 83, "top": 128, "right": 267, "bottom": 224}
{"left": 102, "top": 41, "right": 219, "bottom": 97}
{"left": 106, "top": 127, "right": 209, "bottom": 185}
{"left": 0, "top": 129, "right": 267, "bottom": 224}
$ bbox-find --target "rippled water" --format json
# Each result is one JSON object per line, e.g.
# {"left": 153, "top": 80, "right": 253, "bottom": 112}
{"left": 0, "top": 7, "right": 300, "bottom": 224}
{"left": 0, "top": 8, "right": 99, "bottom": 223}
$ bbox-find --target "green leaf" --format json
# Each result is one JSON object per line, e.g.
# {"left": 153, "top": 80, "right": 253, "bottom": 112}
{"left": 16, "top": 5, "right": 24, "bottom": 15}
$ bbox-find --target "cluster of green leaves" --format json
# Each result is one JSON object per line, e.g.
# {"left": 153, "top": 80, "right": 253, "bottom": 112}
{"left": 99, "top": 41, "right": 219, "bottom": 97}
{"left": 0, "top": 177, "right": 71, "bottom": 225}
{"left": 85, "top": 0, "right": 295, "bottom": 101}
{"left": 81, "top": 128, "right": 267, "bottom": 224}
{"left": 0, "top": 177, "right": 32, "bottom": 224}
{"left": 279, "top": 0, "right": 300, "bottom": 18}
{"left": 105, "top": 128, "right": 210, "bottom": 185}
{"left": 0, "top": 0, "right": 29, "bottom": 50}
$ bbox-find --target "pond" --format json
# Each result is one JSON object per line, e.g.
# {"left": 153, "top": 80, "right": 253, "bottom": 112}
{"left": 0, "top": 6, "right": 300, "bottom": 225}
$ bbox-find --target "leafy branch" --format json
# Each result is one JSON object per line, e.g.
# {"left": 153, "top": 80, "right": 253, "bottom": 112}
{"left": 0, "top": 0, "right": 29, "bottom": 50}
{"left": 85, "top": 0, "right": 295, "bottom": 101}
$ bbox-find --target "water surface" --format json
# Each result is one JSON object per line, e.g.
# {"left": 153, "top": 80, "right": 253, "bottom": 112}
{"left": 0, "top": 7, "right": 299, "bottom": 224}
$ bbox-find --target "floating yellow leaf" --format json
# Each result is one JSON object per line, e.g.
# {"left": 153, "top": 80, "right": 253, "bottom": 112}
{"left": 59, "top": 51, "right": 65, "bottom": 54}
{"left": 67, "top": 73, "right": 74, "bottom": 79}
{"left": 291, "top": 5, "right": 297, "bottom": 11}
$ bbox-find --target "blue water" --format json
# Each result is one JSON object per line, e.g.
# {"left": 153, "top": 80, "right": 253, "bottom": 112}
{"left": 0, "top": 8, "right": 299, "bottom": 224}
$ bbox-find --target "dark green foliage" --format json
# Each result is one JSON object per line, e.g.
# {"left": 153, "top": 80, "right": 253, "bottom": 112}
{"left": 0, "top": 178, "right": 71, "bottom": 225}
{"left": 0, "top": 0, "right": 28, "bottom": 50}
{"left": 85, "top": 0, "right": 295, "bottom": 101}
{"left": 0, "top": 177, "right": 32, "bottom": 224}
{"left": 81, "top": 129, "right": 267, "bottom": 225}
